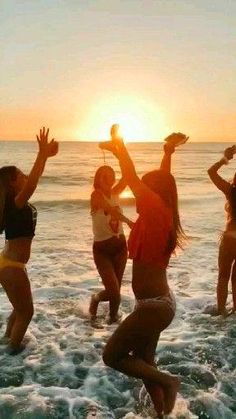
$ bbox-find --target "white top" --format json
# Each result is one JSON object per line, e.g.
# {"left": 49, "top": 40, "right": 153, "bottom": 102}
{"left": 91, "top": 194, "right": 124, "bottom": 242}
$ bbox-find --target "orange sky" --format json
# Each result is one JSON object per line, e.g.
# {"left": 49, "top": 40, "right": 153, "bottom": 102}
{"left": 1, "top": 1, "right": 236, "bottom": 141}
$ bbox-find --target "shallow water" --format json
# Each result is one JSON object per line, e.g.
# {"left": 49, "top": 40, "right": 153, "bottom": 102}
{"left": 0, "top": 141, "right": 236, "bottom": 418}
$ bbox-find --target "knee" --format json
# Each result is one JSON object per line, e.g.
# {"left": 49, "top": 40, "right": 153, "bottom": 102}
{"left": 108, "top": 289, "right": 120, "bottom": 302}
{"left": 18, "top": 305, "right": 34, "bottom": 322}
{"left": 218, "top": 271, "right": 230, "bottom": 285}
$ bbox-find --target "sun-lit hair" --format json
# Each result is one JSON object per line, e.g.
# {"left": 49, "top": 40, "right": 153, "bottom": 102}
{"left": 93, "top": 165, "right": 115, "bottom": 190}
{"left": 142, "top": 169, "right": 186, "bottom": 254}
{"left": 0, "top": 166, "right": 18, "bottom": 234}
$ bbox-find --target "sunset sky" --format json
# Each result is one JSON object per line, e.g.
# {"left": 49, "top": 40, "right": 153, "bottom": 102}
{"left": 1, "top": 0, "right": 236, "bottom": 141}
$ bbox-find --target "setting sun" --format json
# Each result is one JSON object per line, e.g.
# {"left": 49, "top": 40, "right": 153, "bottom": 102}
{"left": 77, "top": 95, "right": 169, "bottom": 141}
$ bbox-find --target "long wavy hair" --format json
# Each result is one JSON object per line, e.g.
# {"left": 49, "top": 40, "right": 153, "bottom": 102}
{"left": 0, "top": 166, "right": 18, "bottom": 233}
{"left": 142, "top": 169, "right": 186, "bottom": 254}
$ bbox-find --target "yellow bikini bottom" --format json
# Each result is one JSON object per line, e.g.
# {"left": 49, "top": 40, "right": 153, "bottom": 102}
{"left": 0, "top": 254, "right": 25, "bottom": 270}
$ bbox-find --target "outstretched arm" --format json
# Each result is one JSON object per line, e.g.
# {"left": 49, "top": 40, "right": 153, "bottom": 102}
{"left": 111, "top": 177, "right": 127, "bottom": 195}
{"left": 160, "top": 132, "right": 189, "bottom": 173}
{"left": 207, "top": 146, "right": 235, "bottom": 195}
{"left": 100, "top": 140, "right": 142, "bottom": 197}
{"left": 15, "top": 127, "right": 58, "bottom": 208}
{"left": 160, "top": 143, "right": 175, "bottom": 173}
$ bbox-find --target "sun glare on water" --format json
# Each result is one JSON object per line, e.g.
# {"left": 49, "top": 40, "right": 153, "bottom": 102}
{"left": 78, "top": 95, "right": 169, "bottom": 142}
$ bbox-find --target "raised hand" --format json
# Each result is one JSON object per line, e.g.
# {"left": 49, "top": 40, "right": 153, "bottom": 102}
{"left": 99, "top": 136, "right": 124, "bottom": 157}
{"left": 36, "top": 127, "right": 59, "bottom": 158}
{"left": 164, "top": 132, "right": 189, "bottom": 146}
{"left": 224, "top": 146, "right": 236, "bottom": 161}
{"left": 164, "top": 132, "right": 189, "bottom": 154}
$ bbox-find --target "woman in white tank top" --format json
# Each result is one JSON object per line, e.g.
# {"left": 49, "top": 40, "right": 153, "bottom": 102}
{"left": 89, "top": 128, "right": 133, "bottom": 325}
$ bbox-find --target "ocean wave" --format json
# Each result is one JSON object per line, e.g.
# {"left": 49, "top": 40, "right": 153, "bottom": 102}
{"left": 41, "top": 175, "right": 89, "bottom": 186}
{"left": 33, "top": 196, "right": 135, "bottom": 209}
{"left": 33, "top": 194, "right": 218, "bottom": 210}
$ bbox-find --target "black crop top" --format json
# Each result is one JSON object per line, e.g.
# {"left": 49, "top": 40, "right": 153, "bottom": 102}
{"left": 5, "top": 200, "right": 37, "bottom": 240}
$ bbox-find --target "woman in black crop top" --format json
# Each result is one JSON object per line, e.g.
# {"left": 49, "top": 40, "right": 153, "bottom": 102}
{"left": 0, "top": 127, "right": 58, "bottom": 355}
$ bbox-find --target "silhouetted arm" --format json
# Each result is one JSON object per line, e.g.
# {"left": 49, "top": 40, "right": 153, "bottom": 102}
{"left": 160, "top": 144, "right": 174, "bottom": 173}
{"left": 111, "top": 178, "right": 127, "bottom": 195}
{"left": 207, "top": 146, "right": 236, "bottom": 195}
{"left": 207, "top": 159, "right": 231, "bottom": 195}
{"left": 15, "top": 128, "right": 58, "bottom": 208}
{"left": 160, "top": 132, "right": 188, "bottom": 173}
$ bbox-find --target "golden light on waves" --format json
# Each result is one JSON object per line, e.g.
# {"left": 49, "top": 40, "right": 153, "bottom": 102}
{"left": 77, "top": 95, "right": 169, "bottom": 141}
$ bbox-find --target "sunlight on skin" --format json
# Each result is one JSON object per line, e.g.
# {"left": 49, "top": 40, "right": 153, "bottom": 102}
{"left": 77, "top": 94, "right": 170, "bottom": 142}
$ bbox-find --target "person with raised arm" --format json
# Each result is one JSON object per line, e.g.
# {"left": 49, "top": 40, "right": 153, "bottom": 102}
{"left": 100, "top": 132, "right": 188, "bottom": 417}
{"left": 0, "top": 128, "right": 58, "bottom": 355}
{"left": 208, "top": 145, "right": 236, "bottom": 315}
{"left": 89, "top": 124, "right": 133, "bottom": 325}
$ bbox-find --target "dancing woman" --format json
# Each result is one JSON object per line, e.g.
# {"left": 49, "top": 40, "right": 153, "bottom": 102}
{"left": 101, "top": 133, "right": 187, "bottom": 417}
{"left": 208, "top": 145, "right": 236, "bottom": 315}
{"left": 89, "top": 125, "right": 133, "bottom": 325}
{"left": 0, "top": 128, "right": 58, "bottom": 354}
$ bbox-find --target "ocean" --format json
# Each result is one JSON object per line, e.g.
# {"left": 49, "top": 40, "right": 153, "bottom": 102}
{"left": 0, "top": 140, "right": 235, "bottom": 419}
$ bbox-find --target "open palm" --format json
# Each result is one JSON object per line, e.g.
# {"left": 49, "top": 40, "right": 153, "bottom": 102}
{"left": 37, "top": 127, "right": 59, "bottom": 158}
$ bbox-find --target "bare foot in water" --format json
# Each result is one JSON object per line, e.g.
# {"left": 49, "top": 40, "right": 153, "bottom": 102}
{"left": 89, "top": 294, "right": 99, "bottom": 320}
{"left": 6, "top": 343, "right": 26, "bottom": 356}
{"left": 163, "top": 375, "right": 180, "bottom": 414}
{"left": 106, "top": 312, "right": 122, "bottom": 325}
{"left": 144, "top": 381, "right": 165, "bottom": 418}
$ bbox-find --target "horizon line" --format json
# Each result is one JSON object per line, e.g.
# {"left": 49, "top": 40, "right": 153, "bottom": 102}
{"left": 0, "top": 139, "right": 235, "bottom": 144}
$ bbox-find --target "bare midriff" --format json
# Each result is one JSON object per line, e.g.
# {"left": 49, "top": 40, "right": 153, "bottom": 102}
{"left": 3, "top": 238, "right": 33, "bottom": 264}
{"left": 132, "top": 260, "right": 169, "bottom": 300}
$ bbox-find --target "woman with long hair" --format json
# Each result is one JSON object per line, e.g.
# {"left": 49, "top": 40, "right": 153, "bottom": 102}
{"left": 100, "top": 133, "right": 187, "bottom": 417}
{"left": 89, "top": 125, "right": 133, "bottom": 325}
{"left": 208, "top": 145, "right": 236, "bottom": 315}
{"left": 0, "top": 128, "right": 58, "bottom": 354}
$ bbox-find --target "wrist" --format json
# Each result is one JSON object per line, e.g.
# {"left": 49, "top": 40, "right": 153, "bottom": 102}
{"left": 164, "top": 144, "right": 175, "bottom": 155}
{"left": 38, "top": 151, "right": 48, "bottom": 160}
{"left": 164, "top": 149, "right": 174, "bottom": 156}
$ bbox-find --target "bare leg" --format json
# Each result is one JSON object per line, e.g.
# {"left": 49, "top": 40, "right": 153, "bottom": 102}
{"left": 0, "top": 267, "right": 34, "bottom": 354}
{"left": 91, "top": 249, "right": 120, "bottom": 320}
{"left": 100, "top": 268, "right": 120, "bottom": 320}
{"left": 103, "top": 302, "right": 179, "bottom": 414}
{"left": 135, "top": 333, "right": 165, "bottom": 417}
{"left": 231, "top": 260, "right": 236, "bottom": 311}
{"left": 113, "top": 242, "right": 127, "bottom": 289}
{"left": 89, "top": 271, "right": 120, "bottom": 320}
{"left": 5, "top": 309, "right": 16, "bottom": 338}
{"left": 217, "top": 238, "right": 234, "bottom": 314}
